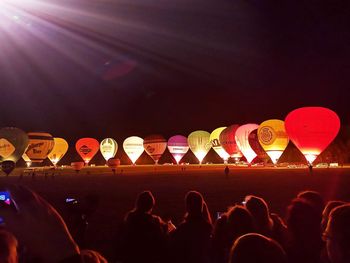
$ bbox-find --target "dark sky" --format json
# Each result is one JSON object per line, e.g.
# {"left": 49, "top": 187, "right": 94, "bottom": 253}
{"left": 1, "top": 0, "right": 349, "bottom": 143}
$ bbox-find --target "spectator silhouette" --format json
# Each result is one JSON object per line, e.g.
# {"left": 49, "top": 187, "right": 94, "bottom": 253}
{"left": 243, "top": 195, "right": 287, "bottom": 247}
{"left": 229, "top": 233, "right": 287, "bottom": 263}
{"left": 80, "top": 249, "right": 107, "bottom": 263}
{"left": 297, "top": 190, "right": 325, "bottom": 218}
{"left": 324, "top": 204, "right": 350, "bottom": 263}
{"left": 322, "top": 201, "right": 346, "bottom": 232}
{"left": 170, "top": 191, "right": 212, "bottom": 263}
{"left": 212, "top": 205, "right": 254, "bottom": 263}
{"left": 0, "top": 230, "right": 18, "bottom": 263}
{"left": 286, "top": 198, "right": 323, "bottom": 263}
{"left": 120, "top": 190, "right": 167, "bottom": 263}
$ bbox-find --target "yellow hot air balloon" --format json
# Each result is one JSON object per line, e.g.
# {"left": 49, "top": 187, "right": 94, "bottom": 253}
{"left": 48, "top": 138, "right": 69, "bottom": 166}
{"left": 210, "top": 127, "right": 230, "bottom": 163}
{"left": 258, "top": 119, "right": 289, "bottom": 164}
{"left": 188, "top": 130, "right": 211, "bottom": 164}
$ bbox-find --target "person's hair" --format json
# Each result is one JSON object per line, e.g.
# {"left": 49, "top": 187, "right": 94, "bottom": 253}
{"left": 244, "top": 195, "right": 273, "bottom": 235}
{"left": 80, "top": 249, "right": 108, "bottom": 263}
{"left": 322, "top": 201, "right": 347, "bottom": 231}
{"left": 229, "top": 233, "right": 287, "bottom": 263}
{"left": 184, "top": 191, "right": 212, "bottom": 224}
{"left": 226, "top": 205, "right": 255, "bottom": 242}
{"left": 0, "top": 230, "right": 18, "bottom": 263}
{"left": 135, "top": 190, "right": 155, "bottom": 213}
{"left": 326, "top": 204, "right": 350, "bottom": 262}
{"left": 297, "top": 190, "right": 324, "bottom": 216}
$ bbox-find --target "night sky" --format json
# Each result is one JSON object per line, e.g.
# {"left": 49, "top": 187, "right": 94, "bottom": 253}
{"left": 1, "top": 0, "right": 350, "bottom": 143}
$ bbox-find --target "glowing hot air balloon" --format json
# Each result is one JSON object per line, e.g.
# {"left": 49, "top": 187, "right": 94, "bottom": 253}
{"left": 219, "top": 125, "right": 242, "bottom": 161}
{"left": 285, "top": 107, "right": 340, "bottom": 165}
{"left": 0, "top": 127, "right": 29, "bottom": 163}
{"left": 48, "top": 138, "right": 69, "bottom": 166}
{"left": 123, "top": 136, "right": 144, "bottom": 165}
{"left": 258, "top": 120, "right": 289, "bottom": 164}
{"left": 249, "top": 129, "right": 270, "bottom": 163}
{"left": 210, "top": 127, "right": 230, "bottom": 163}
{"left": 188, "top": 130, "right": 211, "bottom": 164}
{"left": 100, "top": 138, "right": 118, "bottom": 162}
{"left": 167, "top": 135, "right": 189, "bottom": 164}
{"left": 143, "top": 135, "right": 167, "bottom": 164}
{"left": 75, "top": 138, "right": 99, "bottom": 165}
{"left": 235, "top": 124, "right": 259, "bottom": 164}
{"left": 26, "top": 132, "right": 54, "bottom": 163}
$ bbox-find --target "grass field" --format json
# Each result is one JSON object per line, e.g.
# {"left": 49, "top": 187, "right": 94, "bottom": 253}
{"left": 1, "top": 164, "right": 350, "bottom": 260}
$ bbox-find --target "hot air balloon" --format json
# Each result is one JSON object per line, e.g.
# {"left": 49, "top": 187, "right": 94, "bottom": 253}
{"left": 48, "top": 138, "right": 69, "bottom": 166}
{"left": 167, "top": 135, "right": 189, "bottom": 164}
{"left": 219, "top": 125, "right": 242, "bottom": 162}
{"left": 100, "top": 138, "right": 118, "bottom": 162}
{"left": 71, "top": 162, "right": 84, "bottom": 173}
{"left": 75, "top": 138, "right": 99, "bottom": 165}
{"left": 26, "top": 132, "right": 54, "bottom": 163}
{"left": 1, "top": 160, "right": 15, "bottom": 176}
{"left": 188, "top": 130, "right": 211, "bottom": 164}
{"left": 123, "top": 136, "right": 144, "bottom": 165}
{"left": 143, "top": 135, "right": 167, "bottom": 164}
{"left": 210, "top": 127, "right": 230, "bottom": 163}
{"left": 249, "top": 129, "right": 270, "bottom": 163}
{"left": 107, "top": 158, "right": 120, "bottom": 174}
{"left": 22, "top": 153, "right": 32, "bottom": 167}
{"left": 235, "top": 124, "right": 259, "bottom": 164}
{"left": 285, "top": 107, "right": 340, "bottom": 165}
{"left": 0, "top": 127, "right": 29, "bottom": 163}
{"left": 258, "top": 119, "right": 289, "bottom": 164}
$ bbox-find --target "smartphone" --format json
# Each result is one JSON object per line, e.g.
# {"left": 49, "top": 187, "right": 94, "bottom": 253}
{"left": 0, "top": 191, "right": 11, "bottom": 205}
{"left": 216, "top": 212, "right": 224, "bottom": 220}
{"left": 65, "top": 198, "right": 78, "bottom": 204}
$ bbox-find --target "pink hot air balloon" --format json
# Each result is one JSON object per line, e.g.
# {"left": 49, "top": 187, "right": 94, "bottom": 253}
{"left": 235, "top": 124, "right": 259, "bottom": 164}
{"left": 285, "top": 107, "right": 340, "bottom": 164}
{"left": 219, "top": 125, "right": 242, "bottom": 161}
{"left": 143, "top": 135, "right": 167, "bottom": 164}
{"left": 75, "top": 138, "right": 100, "bottom": 165}
{"left": 167, "top": 135, "right": 189, "bottom": 164}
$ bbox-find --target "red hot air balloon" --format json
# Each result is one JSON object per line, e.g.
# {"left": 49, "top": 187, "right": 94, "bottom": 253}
{"left": 285, "top": 107, "right": 340, "bottom": 164}
{"left": 75, "top": 138, "right": 100, "bottom": 165}
{"left": 219, "top": 125, "right": 242, "bottom": 161}
{"left": 143, "top": 135, "right": 167, "bottom": 164}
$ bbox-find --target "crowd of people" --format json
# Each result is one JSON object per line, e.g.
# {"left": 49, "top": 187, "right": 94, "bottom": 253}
{"left": 1, "top": 185, "right": 350, "bottom": 263}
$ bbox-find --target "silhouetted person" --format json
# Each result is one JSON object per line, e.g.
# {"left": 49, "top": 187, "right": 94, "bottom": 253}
{"left": 286, "top": 198, "right": 323, "bottom": 263}
{"left": 321, "top": 201, "right": 346, "bottom": 232}
{"left": 170, "top": 191, "right": 212, "bottom": 263}
{"left": 297, "top": 190, "right": 325, "bottom": 218}
{"left": 212, "top": 205, "right": 254, "bottom": 263}
{"left": 120, "top": 191, "right": 167, "bottom": 263}
{"left": 224, "top": 166, "right": 229, "bottom": 177}
{"left": 229, "top": 233, "right": 287, "bottom": 263}
{"left": 0, "top": 230, "right": 18, "bottom": 263}
{"left": 244, "top": 195, "right": 287, "bottom": 248}
{"left": 324, "top": 204, "right": 350, "bottom": 263}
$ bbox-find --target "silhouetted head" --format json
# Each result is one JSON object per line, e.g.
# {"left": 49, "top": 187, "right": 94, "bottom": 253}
{"left": 0, "top": 230, "right": 18, "bottom": 263}
{"left": 244, "top": 195, "right": 273, "bottom": 234}
{"left": 325, "top": 204, "right": 350, "bottom": 263}
{"left": 229, "top": 233, "right": 287, "bottom": 263}
{"left": 322, "top": 201, "right": 347, "bottom": 231}
{"left": 80, "top": 249, "right": 108, "bottom": 263}
{"left": 185, "top": 191, "right": 204, "bottom": 216}
{"left": 226, "top": 205, "right": 255, "bottom": 242}
{"left": 135, "top": 191, "right": 155, "bottom": 213}
{"left": 297, "top": 190, "right": 325, "bottom": 216}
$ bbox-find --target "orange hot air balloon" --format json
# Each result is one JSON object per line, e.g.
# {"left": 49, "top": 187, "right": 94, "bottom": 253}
{"left": 75, "top": 138, "right": 99, "bottom": 165}
{"left": 285, "top": 107, "right": 340, "bottom": 164}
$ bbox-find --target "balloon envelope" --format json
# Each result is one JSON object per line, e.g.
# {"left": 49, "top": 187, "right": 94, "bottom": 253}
{"left": 219, "top": 125, "right": 242, "bottom": 159}
{"left": 285, "top": 107, "right": 340, "bottom": 164}
{"left": 0, "top": 127, "right": 29, "bottom": 163}
{"left": 26, "top": 132, "right": 54, "bottom": 163}
{"left": 107, "top": 158, "right": 120, "bottom": 169}
{"left": 48, "top": 138, "right": 69, "bottom": 165}
{"left": 210, "top": 127, "right": 230, "bottom": 162}
{"left": 258, "top": 119, "right": 289, "bottom": 164}
{"left": 235, "top": 124, "right": 259, "bottom": 163}
{"left": 249, "top": 129, "right": 269, "bottom": 162}
{"left": 188, "top": 130, "right": 211, "bottom": 164}
{"left": 71, "top": 162, "right": 84, "bottom": 172}
{"left": 123, "top": 136, "right": 144, "bottom": 164}
{"left": 75, "top": 138, "right": 99, "bottom": 164}
{"left": 143, "top": 135, "right": 167, "bottom": 164}
{"left": 100, "top": 138, "right": 118, "bottom": 161}
{"left": 1, "top": 160, "right": 15, "bottom": 175}
{"left": 167, "top": 135, "right": 189, "bottom": 164}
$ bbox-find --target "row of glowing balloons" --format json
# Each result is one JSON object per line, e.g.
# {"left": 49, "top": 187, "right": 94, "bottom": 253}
{"left": 0, "top": 107, "right": 341, "bottom": 168}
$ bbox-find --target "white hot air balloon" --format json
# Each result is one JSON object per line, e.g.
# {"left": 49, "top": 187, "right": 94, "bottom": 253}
{"left": 123, "top": 136, "right": 144, "bottom": 165}
{"left": 100, "top": 138, "right": 118, "bottom": 162}
{"left": 235, "top": 124, "right": 259, "bottom": 164}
